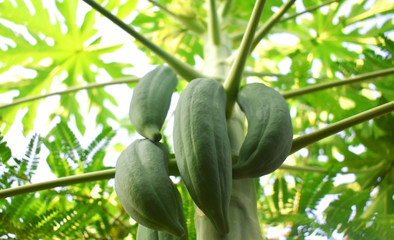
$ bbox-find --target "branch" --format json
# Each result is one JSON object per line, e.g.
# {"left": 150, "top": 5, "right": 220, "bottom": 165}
{"left": 0, "top": 61, "right": 318, "bottom": 110}
{"left": 290, "top": 101, "right": 394, "bottom": 154}
{"left": 82, "top": 0, "right": 203, "bottom": 81}
{"left": 223, "top": 0, "right": 267, "bottom": 117}
{"left": 243, "top": 70, "right": 288, "bottom": 78}
{"left": 3, "top": 144, "right": 391, "bottom": 199}
{"left": 0, "top": 77, "right": 139, "bottom": 110}
{"left": 279, "top": 164, "right": 327, "bottom": 173}
{"left": 0, "top": 164, "right": 325, "bottom": 198}
{"left": 250, "top": 0, "right": 295, "bottom": 52}
{"left": 147, "top": 0, "right": 205, "bottom": 34}
{"left": 280, "top": 161, "right": 384, "bottom": 174}
{"left": 0, "top": 158, "right": 179, "bottom": 198}
{"left": 279, "top": 0, "right": 341, "bottom": 23}
{"left": 208, "top": 0, "right": 221, "bottom": 45}
{"left": 3, "top": 157, "right": 385, "bottom": 198}
{"left": 231, "top": 0, "right": 341, "bottom": 44}
{"left": 0, "top": 169, "right": 115, "bottom": 199}
{"left": 281, "top": 67, "right": 394, "bottom": 99}
{"left": 220, "top": 0, "right": 235, "bottom": 18}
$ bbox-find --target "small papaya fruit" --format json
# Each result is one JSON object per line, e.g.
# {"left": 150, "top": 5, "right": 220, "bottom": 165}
{"left": 129, "top": 66, "right": 177, "bottom": 141}
{"left": 173, "top": 78, "right": 232, "bottom": 235}
{"left": 233, "top": 83, "right": 293, "bottom": 178}
{"left": 115, "top": 139, "right": 186, "bottom": 237}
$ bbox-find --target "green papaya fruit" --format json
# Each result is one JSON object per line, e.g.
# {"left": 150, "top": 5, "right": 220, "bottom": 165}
{"left": 173, "top": 78, "right": 232, "bottom": 235}
{"left": 137, "top": 224, "right": 187, "bottom": 240}
{"left": 115, "top": 139, "right": 186, "bottom": 237}
{"left": 136, "top": 186, "right": 188, "bottom": 240}
{"left": 129, "top": 66, "right": 178, "bottom": 141}
{"left": 232, "top": 83, "right": 293, "bottom": 178}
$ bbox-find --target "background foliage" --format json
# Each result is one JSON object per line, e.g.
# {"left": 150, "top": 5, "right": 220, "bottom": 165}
{"left": 1, "top": 0, "right": 393, "bottom": 239}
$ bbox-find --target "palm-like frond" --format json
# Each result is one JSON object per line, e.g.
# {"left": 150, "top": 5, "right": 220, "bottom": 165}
{"left": 21, "top": 134, "right": 42, "bottom": 179}
{"left": 83, "top": 127, "right": 116, "bottom": 172}
{"left": 1, "top": 120, "right": 129, "bottom": 239}
{"left": 0, "top": 134, "right": 13, "bottom": 189}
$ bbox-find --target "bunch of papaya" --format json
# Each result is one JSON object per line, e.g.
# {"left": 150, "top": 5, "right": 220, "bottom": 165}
{"left": 114, "top": 66, "right": 293, "bottom": 238}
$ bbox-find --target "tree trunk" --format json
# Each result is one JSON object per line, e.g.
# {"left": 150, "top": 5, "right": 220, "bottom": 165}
{"left": 194, "top": 30, "right": 264, "bottom": 239}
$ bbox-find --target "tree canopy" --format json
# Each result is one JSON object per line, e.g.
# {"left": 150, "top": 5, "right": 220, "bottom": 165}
{"left": 1, "top": 0, "right": 393, "bottom": 239}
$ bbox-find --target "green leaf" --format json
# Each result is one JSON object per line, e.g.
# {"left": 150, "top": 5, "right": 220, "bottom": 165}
{"left": 324, "top": 189, "right": 370, "bottom": 234}
{"left": 346, "top": 0, "right": 394, "bottom": 24}
{"left": 273, "top": 177, "right": 281, "bottom": 212}
{"left": 0, "top": 134, "right": 12, "bottom": 162}
{"left": 0, "top": 0, "right": 134, "bottom": 134}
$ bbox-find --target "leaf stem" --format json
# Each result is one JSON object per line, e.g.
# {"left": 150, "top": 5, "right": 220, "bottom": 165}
{"left": 223, "top": 0, "right": 266, "bottom": 117}
{"left": 281, "top": 67, "right": 394, "bottom": 99}
{"left": 279, "top": 164, "right": 327, "bottom": 173}
{"left": 208, "top": 0, "right": 221, "bottom": 45}
{"left": 230, "top": 0, "right": 341, "bottom": 43}
{"left": 290, "top": 101, "right": 394, "bottom": 154}
{"left": 82, "top": 0, "right": 203, "bottom": 81}
{"left": 250, "top": 0, "right": 295, "bottom": 52}
{"left": 243, "top": 70, "right": 288, "bottom": 78}
{"left": 5, "top": 67, "right": 390, "bottom": 111}
{"left": 0, "top": 169, "right": 115, "bottom": 199}
{"left": 280, "top": 161, "right": 385, "bottom": 174}
{"left": 147, "top": 0, "right": 205, "bottom": 34}
{"left": 3, "top": 159, "right": 385, "bottom": 198}
{"left": 220, "top": 0, "right": 235, "bottom": 18}
{"left": 0, "top": 77, "right": 139, "bottom": 110}
{"left": 279, "top": 0, "right": 341, "bottom": 23}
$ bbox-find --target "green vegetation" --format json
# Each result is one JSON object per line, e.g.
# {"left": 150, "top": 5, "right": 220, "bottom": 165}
{"left": 1, "top": 0, "right": 393, "bottom": 239}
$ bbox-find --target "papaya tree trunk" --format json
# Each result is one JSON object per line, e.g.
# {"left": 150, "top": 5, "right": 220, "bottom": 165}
{"left": 194, "top": 24, "right": 263, "bottom": 239}
{"left": 194, "top": 107, "right": 263, "bottom": 239}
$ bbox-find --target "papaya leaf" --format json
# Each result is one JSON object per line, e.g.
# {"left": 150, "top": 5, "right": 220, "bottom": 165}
{"left": 0, "top": 0, "right": 134, "bottom": 135}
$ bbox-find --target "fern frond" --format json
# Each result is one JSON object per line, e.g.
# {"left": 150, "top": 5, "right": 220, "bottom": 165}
{"left": 45, "top": 139, "right": 73, "bottom": 177}
{"left": 0, "top": 134, "right": 12, "bottom": 162}
{"left": 85, "top": 127, "right": 115, "bottom": 158}
{"left": 307, "top": 174, "right": 335, "bottom": 211}
{"left": 178, "top": 182, "right": 196, "bottom": 240}
{"left": 84, "top": 127, "right": 115, "bottom": 171}
{"left": 1, "top": 193, "right": 48, "bottom": 238}
{"left": 54, "top": 120, "right": 83, "bottom": 163}
{"left": 323, "top": 189, "right": 370, "bottom": 235}
{"left": 8, "top": 135, "right": 40, "bottom": 183}
{"left": 0, "top": 134, "right": 14, "bottom": 189}
{"left": 336, "top": 213, "right": 394, "bottom": 239}
{"left": 296, "top": 173, "right": 327, "bottom": 213}
{"left": 22, "top": 134, "right": 42, "bottom": 180}
{"left": 54, "top": 205, "right": 92, "bottom": 238}
{"left": 25, "top": 208, "right": 60, "bottom": 236}
{"left": 272, "top": 178, "right": 281, "bottom": 212}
